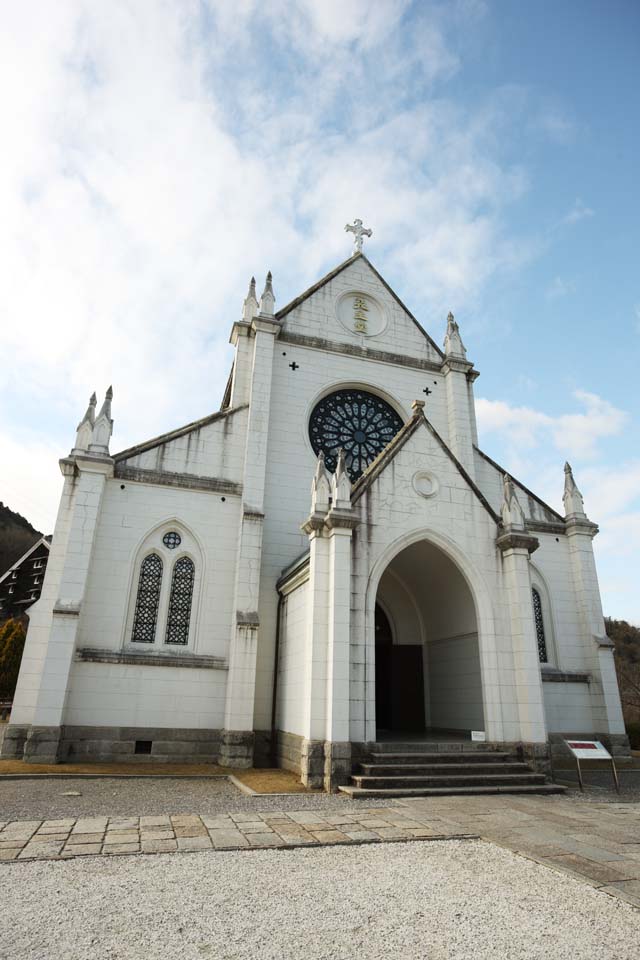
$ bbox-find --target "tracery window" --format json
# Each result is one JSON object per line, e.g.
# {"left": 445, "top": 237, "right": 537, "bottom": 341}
{"left": 308, "top": 389, "right": 404, "bottom": 482}
{"left": 165, "top": 556, "right": 195, "bottom": 645}
{"left": 532, "top": 587, "right": 548, "bottom": 663}
{"left": 163, "top": 531, "right": 182, "bottom": 550}
{"left": 132, "top": 553, "right": 163, "bottom": 643}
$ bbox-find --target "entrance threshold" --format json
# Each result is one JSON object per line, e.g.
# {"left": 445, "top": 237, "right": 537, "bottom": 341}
{"left": 376, "top": 729, "right": 473, "bottom": 743}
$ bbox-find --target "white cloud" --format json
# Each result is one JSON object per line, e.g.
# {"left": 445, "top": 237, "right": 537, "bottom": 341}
{"left": 546, "top": 276, "right": 573, "bottom": 299}
{"left": 476, "top": 389, "right": 628, "bottom": 461}
{"left": 562, "top": 198, "right": 594, "bottom": 225}
{"left": 534, "top": 110, "right": 578, "bottom": 144}
{"left": 0, "top": 430, "right": 64, "bottom": 535}
{"left": 0, "top": 0, "right": 540, "bottom": 534}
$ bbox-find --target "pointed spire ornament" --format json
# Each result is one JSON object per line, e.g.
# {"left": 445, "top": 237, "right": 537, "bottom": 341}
{"left": 88, "top": 386, "right": 114, "bottom": 457}
{"left": 71, "top": 391, "right": 97, "bottom": 455}
{"left": 242, "top": 276, "right": 259, "bottom": 323}
{"left": 501, "top": 473, "right": 526, "bottom": 530}
{"left": 443, "top": 311, "right": 467, "bottom": 359}
{"left": 331, "top": 447, "right": 352, "bottom": 512}
{"left": 563, "top": 462, "right": 586, "bottom": 519}
{"left": 310, "top": 451, "right": 331, "bottom": 515}
{"left": 259, "top": 271, "right": 275, "bottom": 317}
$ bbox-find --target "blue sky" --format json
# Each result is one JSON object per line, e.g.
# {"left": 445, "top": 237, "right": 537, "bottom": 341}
{"left": 1, "top": 0, "right": 638, "bottom": 620}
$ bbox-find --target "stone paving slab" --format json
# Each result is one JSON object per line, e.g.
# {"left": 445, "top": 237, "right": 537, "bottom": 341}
{"left": 0, "top": 808, "right": 467, "bottom": 864}
{"left": 400, "top": 795, "right": 640, "bottom": 909}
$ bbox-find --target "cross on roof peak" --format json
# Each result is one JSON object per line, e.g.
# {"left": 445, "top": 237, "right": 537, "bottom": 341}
{"left": 345, "top": 218, "right": 372, "bottom": 254}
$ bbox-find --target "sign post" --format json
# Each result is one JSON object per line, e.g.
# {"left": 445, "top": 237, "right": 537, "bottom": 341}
{"left": 564, "top": 740, "right": 620, "bottom": 793}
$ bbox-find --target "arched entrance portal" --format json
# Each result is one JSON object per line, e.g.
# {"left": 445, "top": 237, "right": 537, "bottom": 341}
{"left": 374, "top": 540, "right": 484, "bottom": 739}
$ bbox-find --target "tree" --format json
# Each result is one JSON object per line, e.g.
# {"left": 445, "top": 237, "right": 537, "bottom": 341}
{"left": 0, "top": 618, "right": 26, "bottom": 699}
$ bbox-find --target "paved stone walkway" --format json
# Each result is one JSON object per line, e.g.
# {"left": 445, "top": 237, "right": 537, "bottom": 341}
{"left": 402, "top": 794, "right": 640, "bottom": 908}
{"left": 0, "top": 808, "right": 470, "bottom": 861}
{"left": 3, "top": 794, "right": 640, "bottom": 910}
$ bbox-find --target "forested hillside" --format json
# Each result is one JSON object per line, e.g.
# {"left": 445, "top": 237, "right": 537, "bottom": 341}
{"left": 0, "top": 502, "right": 42, "bottom": 575}
{"left": 607, "top": 617, "right": 640, "bottom": 724}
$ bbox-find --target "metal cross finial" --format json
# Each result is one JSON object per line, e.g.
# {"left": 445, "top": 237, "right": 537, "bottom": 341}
{"left": 345, "top": 218, "right": 372, "bottom": 254}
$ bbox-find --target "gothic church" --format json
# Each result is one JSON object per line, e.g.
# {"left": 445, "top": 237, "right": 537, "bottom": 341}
{"left": 3, "top": 224, "right": 627, "bottom": 789}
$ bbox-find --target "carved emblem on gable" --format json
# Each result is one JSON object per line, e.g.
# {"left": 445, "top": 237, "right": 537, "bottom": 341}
{"left": 336, "top": 291, "right": 386, "bottom": 338}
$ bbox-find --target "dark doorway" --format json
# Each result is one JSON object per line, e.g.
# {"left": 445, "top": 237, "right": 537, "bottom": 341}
{"left": 375, "top": 604, "right": 425, "bottom": 736}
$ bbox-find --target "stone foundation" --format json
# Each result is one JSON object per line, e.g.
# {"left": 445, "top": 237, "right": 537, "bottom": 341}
{"left": 252, "top": 729, "right": 272, "bottom": 768}
{"left": 218, "top": 729, "right": 254, "bottom": 768}
{"left": 0, "top": 724, "right": 224, "bottom": 764}
{"left": 272, "top": 730, "right": 304, "bottom": 775}
{"left": 272, "top": 733, "right": 352, "bottom": 791}
{"left": 323, "top": 741, "right": 352, "bottom": 792}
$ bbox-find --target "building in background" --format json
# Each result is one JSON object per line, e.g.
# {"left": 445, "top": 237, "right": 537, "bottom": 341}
{"left": 0, "top": 537, "right": 51, "bottom": 622}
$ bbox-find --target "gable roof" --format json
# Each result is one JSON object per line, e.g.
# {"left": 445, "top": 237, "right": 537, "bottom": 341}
{"left": 0, "top": 536, "right": 51, "bottom": 584}
{"left": 474, "top": 446, "right": 564, "bottom": 523}
{"left": 275, "top": 252, "right": 445, "bottom": 360}
{"left": 351, "top": 407, "right": 500, "bottom": 524}
{"left": 113, "top": 404, "right": 248, "bottom": 463}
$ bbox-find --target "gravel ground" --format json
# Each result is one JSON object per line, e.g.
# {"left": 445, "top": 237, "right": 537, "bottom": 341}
{"left": 3, "top": 839, "right": 640, "bottom": 960}
{"left": 0, "top": 776, "right": 389, "bottom": 820}
{"left": 554, "top": 769, "right": 640, "bottom": 802}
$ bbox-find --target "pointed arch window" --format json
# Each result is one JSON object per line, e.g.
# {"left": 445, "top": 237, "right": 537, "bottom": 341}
{"left": 165, "top": 556, "right": 195, "bottom": 645}
{"left": 132, "top": 554, "right": 163, "bottom": 643}
{"left": 532, "top": 587, "right": 548, "bottom": 663}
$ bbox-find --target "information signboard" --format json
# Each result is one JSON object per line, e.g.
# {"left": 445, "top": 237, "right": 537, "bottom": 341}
{"left": 565, "top": 740, "right": 611, "bottom": 760}
{"left": 563, "top": 739, "right": 619, "bottom": 792}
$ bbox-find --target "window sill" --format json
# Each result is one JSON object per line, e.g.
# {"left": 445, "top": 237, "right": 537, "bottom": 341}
{"left": 76, "top": 648, "right": 228, "bottom": 670}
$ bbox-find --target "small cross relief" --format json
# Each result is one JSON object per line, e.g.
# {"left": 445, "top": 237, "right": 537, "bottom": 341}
{"left": 423, "top": 387, "right": 432, "bottom": 397}
{"left": 289, "top": 361, "right": 299, "bottom": 371}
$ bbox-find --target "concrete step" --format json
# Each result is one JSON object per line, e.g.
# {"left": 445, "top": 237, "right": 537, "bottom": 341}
{"left": 351, "top": 773, "right": 548, "bottom": 789}
{"left": 338, "top": 783, "right": 567, "bottom": 799}
{"left": 359, "top": 762, "right": 533, "bottom": 777}
{"left": 367, "top": 752, "right": 514, "bottom": 764}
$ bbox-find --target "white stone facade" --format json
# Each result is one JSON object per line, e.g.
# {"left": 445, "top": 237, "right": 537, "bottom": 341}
{"left": 3, "top": 252, "right": 627, "bottom": 784}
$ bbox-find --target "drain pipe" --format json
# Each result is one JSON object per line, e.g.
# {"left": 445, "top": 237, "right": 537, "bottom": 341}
{"left": 270, "top": 591, "right": 284, "bottom": 767}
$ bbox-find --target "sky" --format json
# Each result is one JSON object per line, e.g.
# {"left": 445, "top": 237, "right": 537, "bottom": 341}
{"left": 1, "top": 0, "right": 638, "bottom": 621}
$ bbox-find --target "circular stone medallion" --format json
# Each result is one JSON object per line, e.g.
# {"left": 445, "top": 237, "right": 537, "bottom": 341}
{"left": 412, "top": 471, "right": 439, "bottom": 499}
{"left": 336, "top": 291, "right": 386, "bottom": 337}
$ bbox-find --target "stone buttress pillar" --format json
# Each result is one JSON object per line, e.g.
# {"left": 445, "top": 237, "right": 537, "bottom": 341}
{"left": 497, "top": 477, "right": 547, "bottom": 746}
{"left": 323, "top": 475, "right": 357, "bottom": 791}
{"left": 442, "top": 312, "right": 478, "bottom": 479}
{"left": 228, "top": 277, "right": 259, "bottom": 408}
{"left": 222, "top": 274, "right": 279, "bottom": 767}
{"left": 4, "top": 389, "right": 114, "bottom": 763}
{"left": 563, "top": 464, "right": 626, "bottom": 743}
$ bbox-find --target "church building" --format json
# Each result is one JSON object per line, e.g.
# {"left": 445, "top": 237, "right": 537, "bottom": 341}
{"left": 3, "top": 223, "right": 628, "bottom": 790}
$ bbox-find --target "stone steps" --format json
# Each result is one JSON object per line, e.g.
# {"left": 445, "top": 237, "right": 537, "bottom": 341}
{"left": 341, "top": 743, "right": 566, "bottom": 799}
{"left": 364, "top": 753, "right": 516, "bottom": 768}
{"left": 360, "top": 762, "right": 532, "bottom": 776}
{"left": 339, "top": 783, "right": 567, "bottom": 799}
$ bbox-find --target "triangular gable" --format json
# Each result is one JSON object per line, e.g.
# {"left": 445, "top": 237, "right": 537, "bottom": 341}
{"left": 474, "top": 446, "right": 564, "bottom": 524}
{"left": 113, "top": 405, "right": 247, "bottom": 463}
{"left": 352, "top": 409, "right": 500, "bottom": 524}
{"left": 0, "top": 536, "right": 51, "bottom": 584}
{"left": 276, "top": 252, "right": 445, "bottom": 361}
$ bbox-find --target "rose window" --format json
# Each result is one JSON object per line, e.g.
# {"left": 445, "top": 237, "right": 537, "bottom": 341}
{"left": 308, "top": 389, "right": 404, "bottom": 482}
